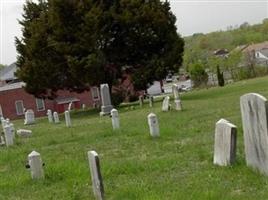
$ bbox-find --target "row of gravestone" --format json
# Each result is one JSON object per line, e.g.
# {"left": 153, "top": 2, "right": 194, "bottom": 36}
{"left": 213, "top": 93, "right": 268, "bottom": 177}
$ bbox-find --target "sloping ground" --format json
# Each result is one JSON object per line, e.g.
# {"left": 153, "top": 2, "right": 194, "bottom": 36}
{"left": 1, "top": 76, "right": 268, "bottom": 200}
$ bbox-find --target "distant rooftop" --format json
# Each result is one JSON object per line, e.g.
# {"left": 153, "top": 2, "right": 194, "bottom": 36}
{"left": 0, "top": 81, "right": 25, "bottom": 92}
{"left": 0, "top": 63, "right": 18, "bottom": 81}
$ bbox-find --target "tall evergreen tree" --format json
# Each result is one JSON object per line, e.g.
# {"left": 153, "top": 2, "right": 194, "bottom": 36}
{"left": 16, "top": 0, "right": 184, "bottom": 98}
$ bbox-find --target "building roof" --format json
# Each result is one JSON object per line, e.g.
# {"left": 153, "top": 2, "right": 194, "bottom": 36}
{"left": 0, "top": 63, "right": 18, "bottom": 81}
{"left": 242, "top": 41, "right": 268, "bottom": 52}
{"left": 55, "top": 97, "right": 80, "bottom": 104}
{"left": 0, "top": 81, "right": 25, "bottom": 92}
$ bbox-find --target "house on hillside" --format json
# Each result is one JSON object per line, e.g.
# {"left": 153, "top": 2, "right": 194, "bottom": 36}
{"left": 0, "top": 63, "right": 101, "bottom": 119}
{"left": 240, "top": 41, "right": 268, "bottom": 66}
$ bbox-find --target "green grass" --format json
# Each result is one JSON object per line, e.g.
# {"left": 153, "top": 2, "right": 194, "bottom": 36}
{"left": 1, "top": 76, "right": 268, "bottom": 199}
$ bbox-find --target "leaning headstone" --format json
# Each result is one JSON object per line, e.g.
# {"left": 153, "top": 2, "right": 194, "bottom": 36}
{"left": 111, "top": 109, "right": 120, "bottom": 130}
{"left": 24, "top": 109, "right": 35, "bottom": 125}
{"left": 240, "top": 93, "right": 268, "bottom": 175}
{"left": 68, "top": 102, "right": 73, "bottom": 111}
{"left": 149, "top": 96, "right": 154, "bottom": 108}
{"left": 65, "top": 111, "right": 71, "bottom": 127}
{"left": 53, "top": 112, "right": 60, "bottom": 123}
{"left": 147, "top": 113, "right": 160, "bottom": 137}
{"left": 162, "top": 96, "right": 170, "bottom": 112}
{"left": 17, "top": 129, "right": 32, "bottom": 137}
{"left": 213, "top": 119, "right": 237, "bottom": 166}
{"left": 4, "top": 125, "right": 13, "bottom": 147}
{"left": 47, "top": 109, "right": 53, "bottom": 123}
{"left": 139, "top": 95, "right": 144, "bottom": 108}
{"left": 28, "top": 151, "right": 44, "bottom": 179}
{"left": 87, "top": 151, "right": 104, "bottom": 200}
{"left": 100, "top": 84, "right": 113, "bottom": 116}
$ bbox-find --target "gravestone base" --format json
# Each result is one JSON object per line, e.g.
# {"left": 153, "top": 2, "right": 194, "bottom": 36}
{"left": 100, "top": 105, "right": 113, "bottom": 116}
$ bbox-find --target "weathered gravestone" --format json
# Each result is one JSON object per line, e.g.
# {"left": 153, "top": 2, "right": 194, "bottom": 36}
{"left": 149, "top": 96, "right": 154, "bottom": 108}
{"left": 65, "top": 111, "right": 72, "bottom": 127}
{"left": 87, "top": 151, "right": 104, "bottom": 200}
{"left": 162, "top": 96, "right": 170, "bottom": 112}
{"left": 53, "top": 112, "right": 60, "bottom": 123}
{"left": 17, "top": 129, "right": 32, "bottom": 137}
{"left": 100, "top": 84, "right": 113, "bottom": 116}
{"left": 28, "top": 151, "right": 44, "bottom": 179}
{"left": 4, "top": 125, "right": 13, "bottom": 147}
{"left": 24, "top": 109, "right": 35, "bottom": 125}
{"left": 240, "top": 93, "right": 268, "bottom": 175}
{"left": 139, "top": 95, "right": 144, "bottom": 107}
{"left": 111, "top": 109, "right": 120, "bottom": 130}
{"left": 213, "top": 119, "right": 237, "bottom": 166}
{"left": 147, "top": 113, "right": 160, "bottom": 137}
{"left": 82, "top": 104, "right": 86, "bottom": 110}
{"left": 174, "top": 99, "right": 182, "bottom": 111}
{"left": 47, "top": 109, "right": 53, "bottom": 123}
{"left": 172, "top": 84, "right": 180, "bottom": 100}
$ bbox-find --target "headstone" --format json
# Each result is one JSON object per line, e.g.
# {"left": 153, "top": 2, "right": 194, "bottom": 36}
{"left": 87, "top": 151, "right": 104, "bottom": 200}
{"left": 0, "top": 136, "right": 5, "bottom": 146}
{"left": 240, "top": 93, "right": 268, "bottom": 175}
{"left": 65, "top": 111, "right": 71, "bottom": 127}
{"left": 172, "top": 84, "right": 180, "bottom": 100}
{"left": 53, "top": 112, "right": 60, "bottom": 123}
{"left": 213, "top": 119, "right": 237, "bottom": 166}
{"left": 82, "top": 104, "right": 86, "bottom": 110}
{"left": 149, "top": 96, "right": 154, "bottom": 108}
{"left": 162, "top": 96, "right": 170, "bottom": 112}
{"left": 111, "top": 109, "right": 120, "bottom": 130}
{"left": 139, "top": 95, "right": 144, "bottom": 107}
{"left": 68, "top": 102, "right": 73, "bottom": 111}
{"left": 174, "top": 99, "right": 182, "bottom": 111}
{"left": 28, "top": 151, "right": 44, "bottom": 179}
{"left": 17, "top": 129, "right": 32, "bottom": 137}
{"left": 147, "top": 113, "right": 160, "bottom": 137}
{"left": 24, "top": 109, "right": 35, "bottom": 125}
{"left": 4, "top": 125, "right": 13, "bottom": 146}
{"left": 99, "top": 84, "right": 113, "bottom": 116}
{"left": 9, "top": 123, "right": 15, "bottom": 139}
{"left": 47, "top": 109, "right": 53, "bottom": 123}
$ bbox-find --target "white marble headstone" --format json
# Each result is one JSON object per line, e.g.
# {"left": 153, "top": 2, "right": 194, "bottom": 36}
{"left": 65, "top": 111, "right": 71, "bottom": 127}
{"left": 111, "top": 109, "right": 120, "bottom": 130}
{"left": 87, "top": 151, "right": 104, "bottom": 200}
{"left": 53, "top": 112, "right": 60, "bottom": 123}
{"left": 4, "top": 125, "right": 13, "bottom": 147}
{"left": 47, "top": 109, "right": 53, "bottom": 123}
{"left": 24, "top": 109, "right": 35, "bottom": 125}
{"left": 213, "top": 119, "right": 237, "bottom": 166}
{"left": 162, "top": 96, "right": 170, "bottom": 112}
{"left": 147, "top": 113, "right": 160, "bottom": 137}
{"left": 28, "top": 151, "right": 44, "bottom": 179}
{"left": 240, "top": 93, "right": 268, "bottom": 175}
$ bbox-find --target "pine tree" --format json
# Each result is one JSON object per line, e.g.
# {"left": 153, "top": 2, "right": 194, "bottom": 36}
{"left": 16, "top": 0, "right": 184, "bottom": 99}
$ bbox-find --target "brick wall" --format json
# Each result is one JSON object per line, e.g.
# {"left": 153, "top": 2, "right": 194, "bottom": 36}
{"left": 0, "top": 87, "right": 100, "bottom": 120}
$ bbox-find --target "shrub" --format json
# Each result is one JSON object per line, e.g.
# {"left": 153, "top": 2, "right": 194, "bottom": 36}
{"left": 111, "top": 91, "right": 125, "bottom": 107}
{"left": 189, "top": 63, "right": 208, "bottom": 87}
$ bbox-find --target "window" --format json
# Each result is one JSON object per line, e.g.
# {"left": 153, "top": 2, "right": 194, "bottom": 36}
{"left": 36, "top": 98, "right": 45, "bottom": 111}
{"left": 91, "top": 87, "right": 100, "bottom": 100}
{"left": 15, "top": 100, "right": 24, "bottom": 115}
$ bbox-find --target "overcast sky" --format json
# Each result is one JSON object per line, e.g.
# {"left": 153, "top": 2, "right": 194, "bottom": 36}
{"left": 0, "top": 0, "right": 267, "bottom": 65}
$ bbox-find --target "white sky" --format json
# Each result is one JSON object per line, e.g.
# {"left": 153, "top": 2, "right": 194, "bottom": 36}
{"left": 0, "top": 0, "right": 268, "bottom": 65}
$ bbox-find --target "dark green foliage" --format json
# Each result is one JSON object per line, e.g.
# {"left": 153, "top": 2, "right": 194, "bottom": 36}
{"left": 16, "top": 0, "right": 184, "bottom": 98}
{"left": 216, "top": 65, "right": 225, "bottom": 87}
{"left": 189, "top": 63, "right": 208, "bottom": 87}
{"left": 111, "top": 91, "right": 125, "bottom": 107}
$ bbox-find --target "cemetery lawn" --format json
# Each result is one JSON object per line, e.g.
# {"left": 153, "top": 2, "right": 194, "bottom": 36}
{"left": 2, "top": 77, "right": 268, "bottom": 200}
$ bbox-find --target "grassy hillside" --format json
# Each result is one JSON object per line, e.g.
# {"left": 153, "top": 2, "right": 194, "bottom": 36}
{"left": 1, "top": 76, "right": 268, "bottom": 199}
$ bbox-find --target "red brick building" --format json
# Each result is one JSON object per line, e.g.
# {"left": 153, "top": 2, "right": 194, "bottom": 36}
{"left": 0, "top": 81, "right": 101, "bottom": 120}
